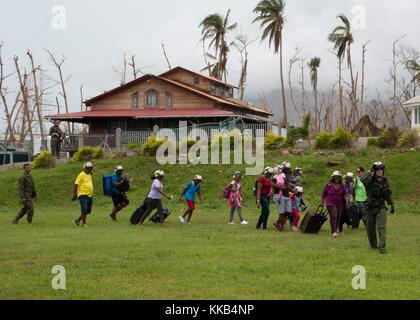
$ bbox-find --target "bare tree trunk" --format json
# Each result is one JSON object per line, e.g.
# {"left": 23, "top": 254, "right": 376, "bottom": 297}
{"left": 338, "top": 59, "right": 344, "bottom": 128}
{"left": 129, "top": 55, "right": 138, "bottom": 80}
{"left": 361, "top": 41, "right": 371, "bottom": 116}
{"left": 13, "top": 56, "right": 33, "bottom": 147}
{"left": 161, "top": 43, "right": 172, "bottom": 70}
{"left": 0, "top": 44, "right": 15, "bottom": 141}
{"left": 279, "top": 34, "right": 288, "bottom": 128}
{"left": 27, "top": 50, "right": 45, "bottom": 140}
{"left": 288, "top": 55, "right": 303, "bottom": 123}
{"left": 45, "top": 49, "right": 72, "bottom": 134}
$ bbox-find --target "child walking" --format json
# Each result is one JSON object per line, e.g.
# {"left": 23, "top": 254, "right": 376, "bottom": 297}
{"left": 178, "top": 175, "right": 203, "bottom": 224}
{"left": 227, "top": 172, "right": 249, "bottom": 225}
{"left": 290, "top": 186, "right": 304, "bottom": 232}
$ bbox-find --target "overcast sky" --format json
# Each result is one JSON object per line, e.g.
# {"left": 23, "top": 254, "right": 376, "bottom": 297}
{"left": 0, "top": 0, "right": 419, "bottom": 131}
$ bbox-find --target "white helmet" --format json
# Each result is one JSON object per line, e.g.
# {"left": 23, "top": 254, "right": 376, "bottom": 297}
{"left": 194, "top": 175, "right": 203, "bottom": 181}
{"left": 331, "top": 171, "right": 342, "bottom": 177}
{"left": 233, "top": 171, "right": 242, "bottom": 179}
{"left": 264, "top": 167, "right": 274, "bottom": 175}
{"left": 283, "top": 162, "right": 292, "bottom": 169}
{"left": 154, "top": 170, "right": 165, "bottom": 178}
{"left": 295, "top": 186, "right": 304, "bottom": 193}
{"left": 115, "top": 165, "right": 124, "bottom": 171}
{"left": 346, "top": 172, "right": 354, "bottom": 179}
{"left": 84, "top": 162, "right": 94, "bottom": 169}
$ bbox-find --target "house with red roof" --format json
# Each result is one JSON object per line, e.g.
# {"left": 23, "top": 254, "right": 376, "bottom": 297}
{"left": 45, "top": 66, "right": 273, "bottom": 133}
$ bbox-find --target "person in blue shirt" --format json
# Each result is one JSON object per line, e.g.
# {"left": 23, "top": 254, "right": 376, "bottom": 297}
{"left": 110, "top": 165, "right": 130, "bottom": 221}
{"left": 178, "top": 175, "right": 203, "bottom": 224}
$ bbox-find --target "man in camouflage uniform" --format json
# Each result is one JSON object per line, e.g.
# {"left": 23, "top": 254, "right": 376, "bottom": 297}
{"left": 12, "top": 164, "right": 37, "bottom": 224}
{"left": 49, "top": 121, "right": 64, "bottom": 158}
{"left": 362, "top": 162, "right": 395, "bottom": 254}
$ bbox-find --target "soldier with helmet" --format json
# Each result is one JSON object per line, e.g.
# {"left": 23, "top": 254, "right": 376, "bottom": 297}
{"left": 362, "top": 162, "right": 395, "bottom": 254}
{"left": 49, "top": 121, "right": 64, "bottom": 158}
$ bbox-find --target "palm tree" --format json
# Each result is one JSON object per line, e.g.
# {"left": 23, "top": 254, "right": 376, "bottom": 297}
{"left": 253, "top": 0, "right": 288, "bottom": 128}
{"left": 200, "top": 9, "right": 237, "bottom": 81}
{"left": 328, "top": 14, "right": 355, "bottom": 128}
{"left": 309, "top": 57, "right": 321, "bottom": 135}
{"left": 408, "top": 60, "right": 420, "bottom": 83}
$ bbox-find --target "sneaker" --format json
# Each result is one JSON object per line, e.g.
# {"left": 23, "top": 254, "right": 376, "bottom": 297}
{"left": 379, "top": 248, "right": 387, "bottom": 255}
{"left": 82, "top": 224, "right": 89, "bottom": 229}
{"left": 179, "top": 216, "right": 185, "bottom": 224}
{"left": 73, "top": 219, "right": 80, "bottom": 227}
{"left": 229, "top": 221, "right": 235, "bottom": 225}
{"left": 110, "top": 213, "right": 117, "bottom": 221}
{"left": 241, "top": 220, "right": 249, "bottom": 225}
{"left": 333, "top": 233, "right": 339, "bottom": 238}
{"left": 292, "top": 226, "right": 299, "bottom": 232}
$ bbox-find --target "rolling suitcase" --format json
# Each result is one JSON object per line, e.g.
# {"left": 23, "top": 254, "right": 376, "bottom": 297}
{"left": 130, "top": 198, "right": 148, "bottom": 225}
{"left": 300, "top": 205, "right": 328, "bottom": 234}
{"left": 149, "top": 209, "right": 171, "bottom": 224}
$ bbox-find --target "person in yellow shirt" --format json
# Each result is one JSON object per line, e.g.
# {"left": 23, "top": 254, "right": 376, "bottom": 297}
{"left": 72, "top": 162, "right": 94, "bottom": 227}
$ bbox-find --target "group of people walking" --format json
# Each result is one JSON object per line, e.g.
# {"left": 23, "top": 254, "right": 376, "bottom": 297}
{"left": 11, "top": 160, "right": 395, "bottom": 254}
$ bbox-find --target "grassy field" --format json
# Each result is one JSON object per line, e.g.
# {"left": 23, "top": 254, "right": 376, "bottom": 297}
{"left": 0, "top": 148, "right": 419, "bottom": 300}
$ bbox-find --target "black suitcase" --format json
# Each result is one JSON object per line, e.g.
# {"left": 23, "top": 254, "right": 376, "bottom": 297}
{"left": 300, "top": 205, "right": 328, "bottom": 234}
{"left": 343, "top": 203, "right": 360, "bottom": 229}
{"left": 130, "top": 199, "right": 147, "bottom": 225}
{"left": 149, "top": 209, "right": 171, "bottom": 224}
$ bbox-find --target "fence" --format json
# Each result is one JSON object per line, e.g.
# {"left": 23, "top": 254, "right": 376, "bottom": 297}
{"left": 1, "top": 122, "right": 270, "bottom": 156}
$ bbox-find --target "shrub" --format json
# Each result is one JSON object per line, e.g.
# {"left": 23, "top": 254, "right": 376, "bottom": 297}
{"left": 142, "top": 136, "right": 168, "bottom": 156}
{"left": 397, "top": 130, "right": 419, "bottom": 148}
{"left": 33, "top": 151, "right": 56, "bottom": 169}
{"left": 376, "top": 128, "right": 401, "bottom": 149}
{"left": 315, "top": 131, "right": 333, "bottom": 150}
{"left": 73, "top": 146, "right": 103, "bottom": 162}
{"left": 264, "top": 133, "right": 285, "bottom": 150}
{"left": 367, "top": 137, "right": 378, "bottom": 147}
{"left": 127, "top": 143, "right": 142, "bottom": 151}
{"left": 286, "top": 114, "right": 311, "bottom": 147}
{"left": 329, "top": 127, "right": 353, "bottom": 149}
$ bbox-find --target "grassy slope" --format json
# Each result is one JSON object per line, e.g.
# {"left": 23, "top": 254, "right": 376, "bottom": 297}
{"left": 0, "top": 148, "right": 419, "bottom": 300}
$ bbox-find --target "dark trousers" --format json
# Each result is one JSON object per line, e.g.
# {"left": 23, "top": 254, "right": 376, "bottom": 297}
{"left": 140, "top": 197, "right": 164, "bottom": 224}
{"left": 327, "top": 205, "right": 343, "bottom": 234}
{"left": 356, "top": 201, "right": 367, "bottom": 225}
{"left": 256, "top": 195, "right": 270, "bottom": 229}
{"left": 366, "top": 207, "right": 387, "bottom": 249}
{"left": 51, "top": 140, "right": 61, "bottom": 158}
{"left": 17, "top": 200, "right": 34, "bottom": 222}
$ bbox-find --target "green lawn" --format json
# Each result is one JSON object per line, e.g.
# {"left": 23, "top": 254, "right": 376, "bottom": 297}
{"left": 0, "top": 148, "right": 419, "bottom": 300}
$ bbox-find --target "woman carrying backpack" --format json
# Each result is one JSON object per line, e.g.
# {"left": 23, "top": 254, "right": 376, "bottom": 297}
{"left": 321, "top": 171, "right": 349, "bottom": 238}
{"left": 227, "top": 172, "right": 249, "bottom": 225}
{"left": 138, "top": 170, "right": 173, "bottom": 228}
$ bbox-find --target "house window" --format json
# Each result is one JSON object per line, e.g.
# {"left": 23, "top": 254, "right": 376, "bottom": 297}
{"left": 166, "top": 92, "right": 173, "bottom": 109}
{"left": 228, "top": 87, "right": 234, "bottom": 98}
{"left": 415, "top": 107, "right": 420, "bottom": 125}
{"left": 211, "top": 84, "right": 217, "bottom": 95}
{"left": 145, "top": 89, "right": 159, "bottom": 108}
{"left": 194, "top": 75, "right": 200, "bottom": 85}
{"left": 131, "top": 92, "right": 139, "bottom": 109}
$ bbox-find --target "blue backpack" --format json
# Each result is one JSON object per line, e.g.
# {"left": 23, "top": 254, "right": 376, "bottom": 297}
{"left": 103, "top": 175, "right": 114, "bottom": 196}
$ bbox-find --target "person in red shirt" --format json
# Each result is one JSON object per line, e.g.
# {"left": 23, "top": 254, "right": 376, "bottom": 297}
{"left": 256, "top": 167, "right": 274, "bottom": 230}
